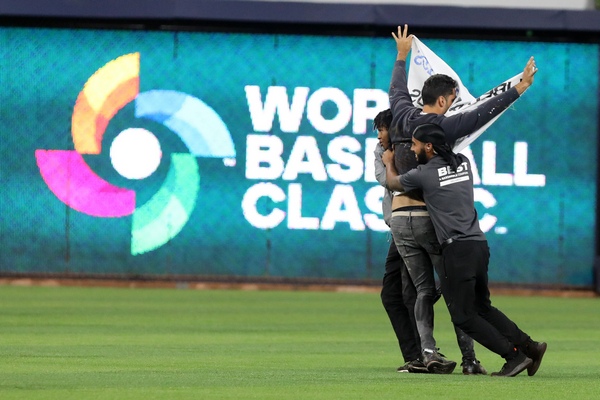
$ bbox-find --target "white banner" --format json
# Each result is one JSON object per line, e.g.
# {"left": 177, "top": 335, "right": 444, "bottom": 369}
{"left": 408, "top": 37, "right": 523, "bottom": 153}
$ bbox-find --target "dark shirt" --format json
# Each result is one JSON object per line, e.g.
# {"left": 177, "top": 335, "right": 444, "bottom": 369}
{"left": 400, "top": 154, "right": 486, "bottom": 244}
{"left": 388, "top": 59, "right": 521, "bottom": 147}
{"left": 393, "top": 141, "right": 424, "bottom": 202}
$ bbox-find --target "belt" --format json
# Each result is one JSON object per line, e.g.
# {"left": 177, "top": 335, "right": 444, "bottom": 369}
{"left": 391, "top": 210, "right": 429, "bottom": 217}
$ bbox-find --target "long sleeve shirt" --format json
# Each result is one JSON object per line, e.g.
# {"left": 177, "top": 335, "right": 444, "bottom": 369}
{"left": 401, "top": 154, "right": 486, "bottom": 244}
{"left": 389, "top": 59, "right": 521, "bottom": 146}
{"left": 374, "top": 143, "right": 392, "bottom": 227}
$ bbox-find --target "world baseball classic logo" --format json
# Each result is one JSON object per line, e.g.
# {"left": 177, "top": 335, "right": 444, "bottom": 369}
{"left": 35, "top": 53, "right": 236, "bottom": 255}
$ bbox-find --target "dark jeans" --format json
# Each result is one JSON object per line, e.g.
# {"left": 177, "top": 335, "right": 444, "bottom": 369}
{"left": 390, "top": 212, "right": 441, "bottom": 351}
{"left": 440, "top": 240, "right": 529, "bottom": 358}
{"left": 391, "top": 212, "right": 476, "bottom": 360}
{"left": 380, "top": 240, "right": 421, "bottom": 362}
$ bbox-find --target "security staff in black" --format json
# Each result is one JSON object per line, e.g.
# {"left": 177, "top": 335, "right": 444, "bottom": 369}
{"left": 382, "top": 123, "right": 547, "bottom": 377}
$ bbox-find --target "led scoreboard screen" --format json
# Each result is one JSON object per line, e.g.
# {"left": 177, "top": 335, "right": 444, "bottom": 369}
{"left": 0, "top": 27, "right": 597, "bottom": 286}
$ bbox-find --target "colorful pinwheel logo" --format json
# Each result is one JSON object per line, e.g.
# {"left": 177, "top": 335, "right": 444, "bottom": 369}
{"left": 35, "top": 53, "right": 236, "bottom": 255}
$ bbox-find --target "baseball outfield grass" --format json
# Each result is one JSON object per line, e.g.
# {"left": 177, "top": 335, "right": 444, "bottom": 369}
{"left": 0, "top": 284, "right": 598, "bottom": 399}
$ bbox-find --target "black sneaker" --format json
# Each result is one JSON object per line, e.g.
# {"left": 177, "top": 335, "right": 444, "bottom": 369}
{"left": 407, "top": 359, "right": 429, "bottom": 373}
{"left": 461, "top": 359, "right": 487, "bottom": 375}
{"left": 491, "top": 350, "right": 532, "bottom": 377}
{"left": 397, "top": 362, "right": 410, "bottom": 373}
{"left": 397, "top": 359, "right": 429, "bottom": 373}
{"left": 422, "top": 349, "right": 456, "bottom": 374}
{"left": 520, "top": 340, "right": 547, "bottom": 376}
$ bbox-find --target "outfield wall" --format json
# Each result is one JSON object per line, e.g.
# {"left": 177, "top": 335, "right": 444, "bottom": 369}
{"left": 0, "top": 25, "right": 597, "bottom": 288}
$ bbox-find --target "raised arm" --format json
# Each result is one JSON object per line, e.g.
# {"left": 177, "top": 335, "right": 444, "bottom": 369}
{"left": 389, "top": 25, "right": 417, "bottom": 142}
{"left": 514, "top": 56, "right": 537, "bottom": 95}
{"left": 392, "top": 24, "right": 412, "bottom": 62}
{"left": 439, "top": 56, "right": 538, "bottom": 144}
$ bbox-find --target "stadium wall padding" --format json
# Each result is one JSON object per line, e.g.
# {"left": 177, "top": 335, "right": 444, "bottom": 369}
{"left": 0, "top": 27, "right": 597, "bottom": 287}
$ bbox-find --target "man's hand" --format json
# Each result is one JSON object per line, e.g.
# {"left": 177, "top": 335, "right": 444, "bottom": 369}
{"left": 382, "top": 148, "right": 394, "bottom": 166}
{"left": 515, "top": 56, "right": 538, "bottom": 95}
{"left": 392, "top": 24, "right": 413, "bottom": 61}
{"left": 383, "top": 148, "right": 404, "bottom": 192}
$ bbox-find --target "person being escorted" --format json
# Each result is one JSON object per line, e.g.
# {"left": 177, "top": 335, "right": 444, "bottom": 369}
{"left": 383, "top": 123, "right": 547, "bottom": 377}
{"left": 373, "top": 109, "right": 425, "bottom": 373}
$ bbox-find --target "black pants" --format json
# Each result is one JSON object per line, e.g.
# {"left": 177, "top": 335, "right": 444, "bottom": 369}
{"left": 380, "top": 240, "right": 420, "bottom": 362}
{"left": 440, "top": 240, "right": 529, "bottom": 358}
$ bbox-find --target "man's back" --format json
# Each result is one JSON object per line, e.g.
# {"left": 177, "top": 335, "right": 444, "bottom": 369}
{"left": 400, "top": 154, "right": 485, "bottom": 244}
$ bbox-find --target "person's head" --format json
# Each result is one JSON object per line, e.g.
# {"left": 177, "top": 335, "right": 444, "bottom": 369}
{"left": 373, "top": 109, "right": 393, "bottom": 150}
{"left": 411, "top": 123, "right": 445, "bottom": 164}
{"left": 411, "top": 123, "right": 461, "bottom": 170}
{"left": 421, "top": 74, "right": 458, "bottom": 114}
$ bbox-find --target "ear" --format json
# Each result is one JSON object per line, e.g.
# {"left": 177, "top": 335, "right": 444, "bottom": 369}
{"left": 437, "top": 96, "right": 446, "bottom": 108}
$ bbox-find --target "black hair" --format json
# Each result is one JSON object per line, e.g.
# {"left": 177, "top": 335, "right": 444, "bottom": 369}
{"left": 421, "top": 74, "right": 457, "bottom": 106}
{"left": 413, "top": 123, "right": 446, "bottom": 146}
{"left": 412, "top": 123, "right": 461, "bottom": 171}
{"left": 373, "top": 109, "right": 392, "bottom": 130}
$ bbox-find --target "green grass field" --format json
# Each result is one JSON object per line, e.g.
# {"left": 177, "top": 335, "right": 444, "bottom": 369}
{"left": 0, "top": 285, "right": 598, "bottom": 399}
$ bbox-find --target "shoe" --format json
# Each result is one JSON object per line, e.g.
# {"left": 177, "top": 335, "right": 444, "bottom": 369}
{"left": 397, "top": 359, "right": 428, "bottom": 373}
{"left": 490, "top": 350, "right": 532, "bottom": 377}
{"left": 407, "top": 359, "right": 429, "bottom": 373}
{"left": 461, "top": 359, "right": 487, "bottom": 375}
{"left": 422, "top": 349, "right": 456, "bottom": 374}
{"left": 397, "top": 362, "right": 410, "bottom": 373}
{"left": 519, "top": 339, "right": 547, "bottom": 376}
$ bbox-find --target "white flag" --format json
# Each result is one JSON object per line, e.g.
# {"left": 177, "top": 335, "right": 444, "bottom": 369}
{"left": 408, "top": 37, "right": 523, "bottom": 153}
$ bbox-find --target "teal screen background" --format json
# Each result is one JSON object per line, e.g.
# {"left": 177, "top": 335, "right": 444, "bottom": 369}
{"left": 0, "top": 27, "right": 597, "bottom": 286}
